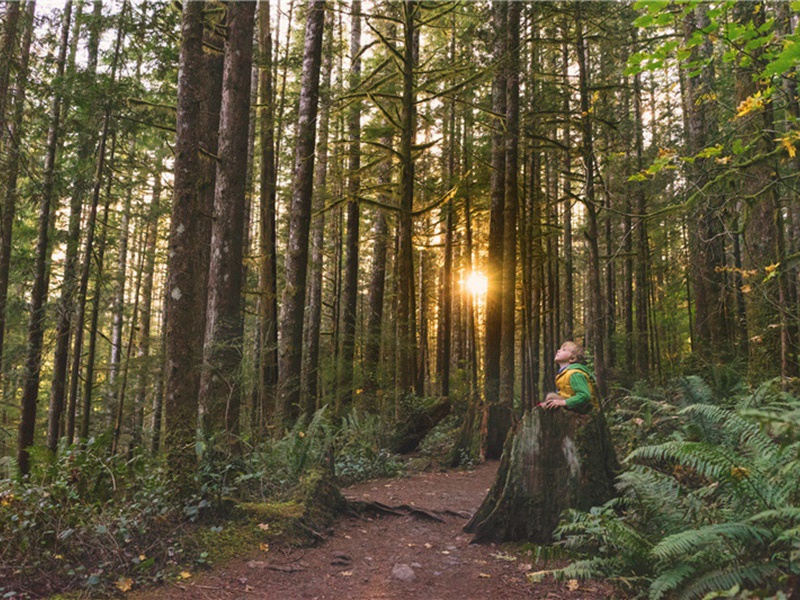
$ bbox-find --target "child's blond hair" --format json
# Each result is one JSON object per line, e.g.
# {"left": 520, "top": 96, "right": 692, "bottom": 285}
{"left": 562, "top": 341, "right": 585, "bottom": 363}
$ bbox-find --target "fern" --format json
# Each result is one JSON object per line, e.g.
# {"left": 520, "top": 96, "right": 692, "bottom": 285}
{"left": 678, "top": 562, "right": 780, "bottom": 599}
{"left": 649, "top": 561, "right": 697, "bottom": 600}
{"left": 627, "top": 440, "right": 736, "bottom": 480}
{"left": 651, "top": 522, "right": 772, "bottom": 562}
{"left": 680, "top": 403, "right": 776, "bottom": 461}
{"left": 555, "top": 557, "right": 620, "bottom": 580}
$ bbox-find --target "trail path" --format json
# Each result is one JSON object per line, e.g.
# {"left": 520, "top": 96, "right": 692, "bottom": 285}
{"left": 134, "top": 462, "right": 615, "bottom": 599}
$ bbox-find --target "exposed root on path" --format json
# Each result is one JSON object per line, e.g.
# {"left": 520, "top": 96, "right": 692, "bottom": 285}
{"left": 345, "top": 499, "right": 472, "bottom": 523}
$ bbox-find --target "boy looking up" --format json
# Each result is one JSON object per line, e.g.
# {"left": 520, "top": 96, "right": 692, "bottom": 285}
{"left": 541, "top": 341, "right": 598, "bottom": 414}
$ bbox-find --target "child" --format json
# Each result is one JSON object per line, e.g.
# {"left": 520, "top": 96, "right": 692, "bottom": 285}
{"left": 541, "top": 341, "right": 598, "bottom": 414}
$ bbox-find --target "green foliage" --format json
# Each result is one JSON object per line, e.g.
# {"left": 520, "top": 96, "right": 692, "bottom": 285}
{"left": 0, "top": 440, "right": 180, "bottom": 597}
{"left": 551, "top": 376, "right": 800, "bottom": 599}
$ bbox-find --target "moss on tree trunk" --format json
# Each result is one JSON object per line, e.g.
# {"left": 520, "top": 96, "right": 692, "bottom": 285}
{"left": 464, "top": 407, "right": 617, "bottom": 544}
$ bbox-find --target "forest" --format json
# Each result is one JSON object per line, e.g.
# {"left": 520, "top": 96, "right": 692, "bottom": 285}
{"left": 2, "top": 0, "right": 800, "bottom": 598}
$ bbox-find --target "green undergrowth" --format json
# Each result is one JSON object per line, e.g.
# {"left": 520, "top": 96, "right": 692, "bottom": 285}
{"left": 542, "top": 372, "right": 800, "bottom": 600}
{"left": 0, "top": 406, "right": 400, "bottom": 598}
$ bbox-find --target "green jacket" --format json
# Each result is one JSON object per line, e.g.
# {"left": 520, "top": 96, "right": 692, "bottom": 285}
{"left": 555, "top": 363, "right": 598, "bottom": 414}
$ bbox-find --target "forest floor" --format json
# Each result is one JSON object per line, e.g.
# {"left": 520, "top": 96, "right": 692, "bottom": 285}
{"left": 128, "top": 461, "right": 618, "bottom": 600}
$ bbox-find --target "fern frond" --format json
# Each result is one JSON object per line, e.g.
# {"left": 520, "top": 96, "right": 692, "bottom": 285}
{"left": 555, "top": 557, "right": 619, "bottom": 580}
{"left": 747, "top": 506, "right": 800, "bottom": 525}
{"left": 651, "top": 522, "right": 772, "bottom": 562}
{"left": 627, "top": 441, "right": 734, "bottom": 480}
{"left": 677, "top": 376, "right": 714, "bottom": 406}
{"left": 649, "top": 561, "right": 697, "bottom": 600}
{"left": 679, "top": 562, "right": 779, "bottom": 600}
{"left": 680, "top": 403, "right": 776, "bottom": 460}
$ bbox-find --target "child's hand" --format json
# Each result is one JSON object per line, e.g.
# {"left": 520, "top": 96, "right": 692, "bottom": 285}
{"left": 542, "top": 393, "right": 566, "bottom": 409}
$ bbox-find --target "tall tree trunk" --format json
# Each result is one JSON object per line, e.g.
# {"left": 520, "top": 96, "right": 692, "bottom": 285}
{"left": 47, "top": 0, "right": 102, "bottom": 453}
{"left": 683, "top": 4, "right": 729, "bottom": 364}
{"left": 164, "top": 1, "right": 207, "bottom": 484}
{"left": 632, "top": 46, "right": 650, "bottom": 381}
{"left": 67, "top": 1, "right": 125, "bottom": 444}
{"left": 107, "top": 138, "right": 135, "bottom": 428}
{"left": 302, "top": 8, "right": 334, "bottom": 415}
{"left": 197, "top": 5, "right": 226, "bottom": 356}
{"left": 561, "top": 37, "right": 574, "bottom": 342}
{"left": 395, "top": 0, "right": 418, "bottom": 399}
{"left": 0, "top": 0, "right": 35, "bottom": 415}
{"left": 17, "top": 0, "right": 73, "bottom": 476}
{"left": 81, "top": 144, "right": 116, "bottom": 441}
{"left": 0, "top": 0, "right": 21, "bottom": 149}
{"left": 575, "top": 3, "right": 607, "bottom": 395}
{"left": 199, "top": 0, "right": 256, "bottom": 451}
{"left": 277, "top": 0, "right": 326, "bottom": 429}
{"left": 132, "top": 160, "right": 163, "bottom": 449}
{"left": 112, "top": 229, "right": 145, "bottom": 455}
{"left": 438, "top": 17, "right": 456, "bottom": 400}
{"left": 338, "top": 0, "right": 362, "bottom": 413}
{"left": 734, "top": 1, "right": 788, "bottom": 379}
{"left": 484, "top": 0, "right": 507, "bottom": 459}
{"left": 497, "top": 0, "right": 520, "bottom": 444}
{"left": 256, "top": 0, "right": 279, "bottom": 434}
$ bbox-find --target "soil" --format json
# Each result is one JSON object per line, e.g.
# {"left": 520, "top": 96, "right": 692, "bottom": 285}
{"left": 130, "top": 462, "right": 617, "bottom": 599}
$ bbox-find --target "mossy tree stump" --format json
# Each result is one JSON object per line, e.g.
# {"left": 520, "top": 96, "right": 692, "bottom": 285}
{"left": 464, "top": 407, "right": 618, "bottom": 544}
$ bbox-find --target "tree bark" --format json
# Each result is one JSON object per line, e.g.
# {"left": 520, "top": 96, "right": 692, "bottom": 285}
{"left": 733, "top": 1, "right": 788, "bottom": 379}
{"left": 497, "top": 0, "right": 519, "bottom": 440}
{"left": 132, "top": 159, "right": 163, "bottom": 449}
{"left": 199, "top": 0, "right": 256, "bottom": 451}
{"left": 256, "top": 0, "right": 279, "bottom": 434}
{"left": 302, "top": 7, "right": 334, "bottom": 415}
{"left": 683, "top": 5, "right": 728, "bottom": 363}
{"left": 338, "top": 0, "right": 362, "bottom": 413}
{"left": 18, "top": 0, "right": 73, "bottom": 476}
{"left": 277, "top": 0, "right": 326, "bottom": 429}
{"left": 0, "top": 0, "right": 21, "bottom": 150}
{"left": 575, "top": 4, "right": 607, "bottom": 395}
{"left": 81, "top": 140, "right": 116, "bottom": 441}
{"left": 48, "top": 0, "right": 102, "bottom": 453}
{"left": 484, "top": 0, "right": 507, "bottom": 459}
{"left": 395, "top": 0, "right": 418, "bottom": 399}
{"left": 465, "top": 407, "right": 617, "bottom": 543}
{"left": 0, "top": 0, "right": 34, "bottom": 415}
{"left": 164, "top": 0, "right": 207, "bottom": 483}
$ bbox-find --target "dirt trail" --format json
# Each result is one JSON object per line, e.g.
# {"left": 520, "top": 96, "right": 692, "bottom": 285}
{"left": 132, "top": 462, "right": 615, "bottom": 599}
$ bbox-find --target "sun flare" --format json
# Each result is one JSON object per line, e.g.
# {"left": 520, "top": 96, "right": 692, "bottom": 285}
{"left": 463, "top": 271, "right": 488, "bottom": 296}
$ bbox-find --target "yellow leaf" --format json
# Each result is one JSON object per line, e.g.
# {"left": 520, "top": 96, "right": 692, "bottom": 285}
{"left": 715, "top": 155, "right": 731, "bottom": 165}
{"left": 736, "top": 91, "right": 765, "bottom": 118}
{"left": 765, "top": 263, "right": 780, "bottom": 274}
{"left": 257, "top": 523, "right": 270, "bottom": 531}
{"left": 260, "top": 543, "right": 270, "bottom": 552}
{"left": 568, "top": 579, "right": 580, "bottom": 591}
{"left": 116, "top": 577, "right": 134, "bottom": 592}
{"left": 340, "top": 571, "right": 353, "bottom": 577}
{"left": 741, "top": 284, "right": 752, "bottom": 294}
{"left": 139, "top": 554, "right": 147, "bottom": 562}
{"left": 179, "top": 571, "right": 192, "bottom": 580}
{"left": 298, "top": 431, "right": 305, "bottom": 438}
{"left": 780, "top": 136, "right": 797, "bottom": 158}
{"left": 478, "top": 573, "right": 491, "bottom": 578}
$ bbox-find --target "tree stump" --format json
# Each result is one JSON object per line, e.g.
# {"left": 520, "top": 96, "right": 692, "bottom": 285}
{"left": 464, "top": 406, "right": 618, "bottom": 544}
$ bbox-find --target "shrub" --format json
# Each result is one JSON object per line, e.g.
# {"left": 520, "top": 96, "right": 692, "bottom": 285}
{"left": 551, "top": 376, "right": 800, "bottom": 599}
